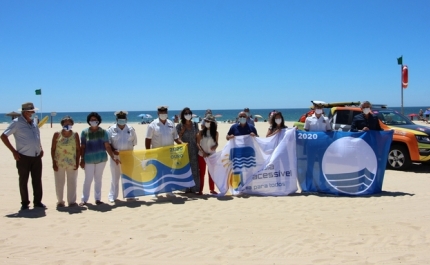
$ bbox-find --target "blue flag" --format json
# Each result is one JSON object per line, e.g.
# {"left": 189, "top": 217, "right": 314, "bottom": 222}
{"left": 296, "top": 130, "right": 393, "bottom": 195}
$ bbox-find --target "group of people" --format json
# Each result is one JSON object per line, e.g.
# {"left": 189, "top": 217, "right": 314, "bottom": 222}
{"left": 1, "top": 100, "right": 382, "bottom": 211}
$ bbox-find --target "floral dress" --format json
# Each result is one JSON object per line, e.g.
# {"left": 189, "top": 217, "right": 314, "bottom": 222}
{"left": 55, "top": 132, "right": 78, "bottom": 170}
{"left": 176, "top": 122, "right": 200, "bottom": 192}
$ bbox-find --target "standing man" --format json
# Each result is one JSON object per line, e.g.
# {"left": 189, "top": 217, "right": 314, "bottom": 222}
{"left": 226, "top": 111, "right": 258, "bottom": 140}
{"left": 243, "top": 107, "right": 255, "bottom": 126}
{"left": 1, "top": 102, "right": 46, "bottom": 210}
{"left": 107, "top": 111, "right": 137, "bottom": 203}
{"left": 303, "top": 101, "right": 331, "bottom": 192}
{"left": 350, "top": 101, "right": 382, "bottom": 132}
{"left": 145, "top": 106, "right": 183, "bottom": 149}
{"left": 304, "top": 101, "right": 332, "bottom": 132}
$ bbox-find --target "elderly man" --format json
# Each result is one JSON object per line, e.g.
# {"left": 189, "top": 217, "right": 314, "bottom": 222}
{"left": 243, "top": 107, "right": 255, "bottom": 126}
{"left": 145, "top": 106, "right": 183, "bottom": 149}
{"left": 107, "top": 111, "right": 137, "bottom": 203}
{"left": 227, "top": 111, "right": 258, "bottom": 140}
{"left": 351, "top": 101, "right": 382, "bottom": 132}
{"left": 1, "top": 102, "right": 46, "bottom": 210}
{"left": 304, "top": 101, "right": 332, "bottom": 132}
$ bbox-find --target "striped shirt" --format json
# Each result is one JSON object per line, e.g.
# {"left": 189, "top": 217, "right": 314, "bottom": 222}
{"left": 81, "top": 127, "right": 109, "bottom": 164}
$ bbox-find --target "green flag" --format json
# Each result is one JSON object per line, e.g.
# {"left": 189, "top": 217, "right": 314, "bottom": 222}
{"left": 397, "top": 56, "right": 403, "bottom": 65}
{"left": 35, "top": 89, "right": 42, "bottom": 95}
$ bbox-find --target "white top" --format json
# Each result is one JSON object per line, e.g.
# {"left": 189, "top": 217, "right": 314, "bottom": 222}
{"left": 107, "top": 124, "right": 137, "bottom": 151}
{"left": 198, "top": 130, "right": 217, "bottom": 157}
{"left": 304, "top": 114, "right": 332, "bottom": 132}
{"left": 146, "top": 118, "right": 178, "bottom": 148}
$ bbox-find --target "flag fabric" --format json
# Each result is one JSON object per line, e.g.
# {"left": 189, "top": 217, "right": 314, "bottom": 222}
{"left": 118, "top": 144, "right": 195, "bottom": 197}
{"left": 35, "top": 89, "right": 42, "bottom": 95}
{"left": 397, "top": 56, "right": 403, "bottom": 65}
{"left": 206, "top": 129, "right": 298, "bottom": 196}
{"left": 296, "top": 130, "right": 393, "bottom": 195}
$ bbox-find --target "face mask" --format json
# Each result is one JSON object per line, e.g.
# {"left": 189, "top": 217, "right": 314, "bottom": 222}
{"left": 239, "top": 117, "right": 247, "bottom": 124}
{"left": 315, "top": 109, "right": 323, "bottom": 115}
{"left": 205, "top": 122, "right": 211, "bottom": 128}
{"left": 363, "top": 108, "right": 371, "bottom": 115}
{"left": 89, "top": 121, "right": 99, "bottom": 127}
{"left": 117, "top": 119, "right": 127, "bottom": 125}
{"left": 275, "top": 118, "right": 282, "bottom": 125}
{"left": 159, "top": 114, "right": 168, "bottom": 120}
{"left": 184, "top": 114, "right": 192, "bottom": 120}
{"left": 63, "top": 125, "right": 72, "bottom": 131}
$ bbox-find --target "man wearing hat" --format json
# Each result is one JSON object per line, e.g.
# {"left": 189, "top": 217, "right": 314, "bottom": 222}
{"left": 304, "top": 101, "right": 332, "bottom": 132}
{"left": 107, "top": 111, "right": 137, "bottom": 203}
{"left": 350, "top": 101, "right": 382, "bottom": 132}
{"left": 145, "top": 106, "right": 183, "bottom": 149}
{"left": 1, "top": 102, "right": 46, "bottom": 210}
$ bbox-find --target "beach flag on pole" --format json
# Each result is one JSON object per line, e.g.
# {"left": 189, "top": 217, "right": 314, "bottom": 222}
{"left": 397, "top": 56, "right": 403, "bottom": 65}
{"left": 35, "top": 88, "right": 42, "bottom": 120}
{"left": 35, "top": 89, "right": 42, "bottom": 95}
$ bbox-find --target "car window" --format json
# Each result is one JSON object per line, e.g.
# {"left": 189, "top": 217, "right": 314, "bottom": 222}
{"left": 377, "top": 111, "right": 412, "bottom": 125}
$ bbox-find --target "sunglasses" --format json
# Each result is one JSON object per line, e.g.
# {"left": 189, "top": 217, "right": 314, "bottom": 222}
{"left": 184, "top": 112, "right": 192, "bottom": 115}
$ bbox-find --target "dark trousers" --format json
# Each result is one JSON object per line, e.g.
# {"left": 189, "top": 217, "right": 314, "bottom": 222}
{"left": 16, "top": 154, "right": 43, "bottom": 206}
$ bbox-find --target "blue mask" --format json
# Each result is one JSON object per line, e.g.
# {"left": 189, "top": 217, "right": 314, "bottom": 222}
{"left": 117, "top": 119, "right": 127, "bottom": 125}
{"left": 239, "top": 117, "right": 247, "bottom": 124}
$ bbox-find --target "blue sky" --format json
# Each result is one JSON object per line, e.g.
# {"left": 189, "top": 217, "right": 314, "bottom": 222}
{"left": 1, "top": 0, "right": 429, "bottom": 113}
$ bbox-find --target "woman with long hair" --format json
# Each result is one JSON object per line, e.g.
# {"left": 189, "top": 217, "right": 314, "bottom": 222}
{"left": 196, "top": 114, "right": 218, "bottom": 195}
{"left": 266, "top": 111, "right": 288, "bottom": 137}
{"left": 176, "top": 107, "right": 200, "bottom": 194}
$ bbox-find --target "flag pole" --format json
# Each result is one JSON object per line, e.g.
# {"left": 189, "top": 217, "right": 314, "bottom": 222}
{"left": 40, "top": 88, "right": 43, "bottom": 120}
{"left": 401, "top": 64, "right": 403, "bottom": 115}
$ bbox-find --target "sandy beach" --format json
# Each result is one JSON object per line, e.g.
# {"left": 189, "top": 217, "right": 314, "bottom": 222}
{"left": 1, "top": 121, "right": 430, "bottom": 264}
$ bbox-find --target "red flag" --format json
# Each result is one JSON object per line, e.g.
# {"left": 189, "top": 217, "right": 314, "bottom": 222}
{"left": 402, "top": 65, "right": 408, "bottom": 89}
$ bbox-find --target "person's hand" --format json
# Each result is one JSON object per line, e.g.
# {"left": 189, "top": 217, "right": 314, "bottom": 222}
{"left": 113, "top": 158, "right": 121, "bottom": 165}
{"left": 39, "top": 150, "right": 44, "bottom": 158}
{"left": 250, "top": 132, "right": 256, "bottom": 137}
{"left": 210, "top": 145, "right": 217, "bottom": 151}
{"left": 12, "top": 150, "right": 20, "bottom": 161}
{"left": 113, "top": 150, "right": 120, "bottom": 155}
{"left": 362, "top": 127, "right": 369, "bottom": 131}
{"left": 227, "top": 135, "right": 234, "bottom": 140}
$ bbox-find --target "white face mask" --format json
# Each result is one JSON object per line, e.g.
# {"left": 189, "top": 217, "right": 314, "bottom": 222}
{"left": 275, "top": 118, "right": 282, "bottom": 125}
{"left": 239, "top": 117, "right": 247, "bottom": 124}
{"left": 315, "top": 109, "right": 323, "bottom": 115}
{"left": 363, "top": 108, "right": 371, "bottom": 115}
{"left": 184, "top": 114, "right": 192, "bottom": 120}
{"left": 89, "top": 121, "right": 99, "bottom": 127}
{"left": 205, "top": 122, "right": 211, "bottom": 128}
{"left": 63, "top": 125, "right": 73, "bottom": 131}
{"left": 159, "top": 114, "right": 168, "bottom": 120}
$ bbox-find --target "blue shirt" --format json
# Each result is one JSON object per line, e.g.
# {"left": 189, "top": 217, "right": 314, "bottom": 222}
{"left": 351, "top": 113, "right": 382, "bottom": 132}
{"left": 227, "top": 123, "right": 258, "bottom": 137}
{"left": 3, "top": 116, "right": 42, "bottom": 157}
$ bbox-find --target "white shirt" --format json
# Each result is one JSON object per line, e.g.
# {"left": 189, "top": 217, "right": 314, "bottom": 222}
{"left": 304, "top": 114, "right": 332, "bottom": 132}
{"left": 198, "top": 130, "right": 217, "bottom": 157}
{"left": 107, "top": 124, "right": 137, "bottom": 151}
{"left": 146, "top": 118, "right": 178, "bottom": 148}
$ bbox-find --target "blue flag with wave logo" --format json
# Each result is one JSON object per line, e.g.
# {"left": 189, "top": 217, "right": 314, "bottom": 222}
{"left": 296, "top": 130, "right": 393, "bottom": 195}
{"left": 119, "top": 144, "right": 195, "bottom": 197}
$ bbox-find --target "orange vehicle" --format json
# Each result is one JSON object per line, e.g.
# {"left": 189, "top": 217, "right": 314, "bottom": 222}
{"left": 295, "top": 102, "right": 430, "bottom": 170}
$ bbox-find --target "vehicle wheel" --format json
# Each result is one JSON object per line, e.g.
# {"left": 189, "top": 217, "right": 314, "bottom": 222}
{"left": 387, "top": 144, "right": 411, "bottom": 170}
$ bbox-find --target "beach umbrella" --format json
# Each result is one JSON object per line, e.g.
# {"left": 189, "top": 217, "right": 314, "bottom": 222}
{"left": 254, "top": 114, "right": 263, "bottom": 119}
{"left": 192, "top": 114, "right": 198, "bottom": 117}
{"left": 138, "top": 114, "right": 152, "bottom": 119}
{"left": 5, "top": 111, "right": 21, "bottom": 118}
{"left": 214, "top": 114, "right": 222, "bottom": 118}
{"left": 407, "top": 113, "right": 418, "bottom": 117}
{"left": 424, "top": 110, "right": 430, "bottom": 115}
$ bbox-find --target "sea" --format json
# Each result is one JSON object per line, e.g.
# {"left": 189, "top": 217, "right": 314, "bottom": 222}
{"left": 0, "top": 107, "right": 427, "bottom": 125}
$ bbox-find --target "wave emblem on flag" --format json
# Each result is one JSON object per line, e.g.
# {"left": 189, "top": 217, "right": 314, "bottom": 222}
{"left": 227, "top": 147, "right": 256, "bottom": 191}
{"left": 119, "top": 145, "right": 195, "bottom": 197}
{"left": 321, "top": 137, "right": 377, "bottom": 195}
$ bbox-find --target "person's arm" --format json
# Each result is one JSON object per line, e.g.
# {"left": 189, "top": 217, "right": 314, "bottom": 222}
{"left": 304, "top": 118, "right": 310, "bottom": 131}
{"left": 104, "top": 142, "right": 120, "bottom": 164}
{"left": 145, "top": 138, "right": 151, "bottom": 149}
{"left": 250, "top": 126, "right": 258, "bottom": 137}
{"left": 74, "top": 133, "right": 80, "bottom": 170}
{"left": 51, "top": 132, "right": 59, "bottom": 171}
{"left": 375, "top": 116, "right": 383, "bottom": 131}
{"left": 325, "top": 117, "right": 332, "bottom": 131}
{"left": 1, "top": 133, "right": 20, "bottom": 161}
{"left": 80, "top": 131, "right": 86, "bottom": 168}
{"left": 350, "top": 117, "right": 358, "bottom": 132}
{"left": 211, "top": 132, "right": 219, "bottom": 151}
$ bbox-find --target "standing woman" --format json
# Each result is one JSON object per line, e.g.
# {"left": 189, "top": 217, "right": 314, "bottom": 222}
{"left": 266, "top": 111, "right": 288, "bottom": 137}
{"left": 176, "top": 107, "right": 200, "bottom": 194}
{"left": 79, "top": 112, "right": 118, "bottom": 206}
{"left": 197, "top": 114, "right": 218, "bottom": 195}
{"left": 51, "top": 116, "right": 80, "bottom": 207}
